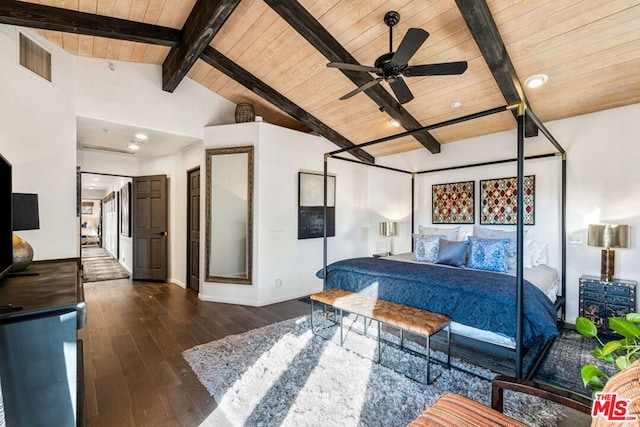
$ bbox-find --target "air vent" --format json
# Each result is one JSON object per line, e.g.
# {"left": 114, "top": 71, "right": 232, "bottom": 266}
{"left": 19, "top": 33, "right": 51, "bottom": 82}
{"left": 80, "top": 145, "right": 136, "bottom": 155}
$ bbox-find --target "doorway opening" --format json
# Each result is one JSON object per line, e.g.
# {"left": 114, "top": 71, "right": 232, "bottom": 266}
{"left": 80, "top": 172, "right": 133, "bottom": 282}
{"left": 80, "top": 199, "right": 101, "bottom": 247}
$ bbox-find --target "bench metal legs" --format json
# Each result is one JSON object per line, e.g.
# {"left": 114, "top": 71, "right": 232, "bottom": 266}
{"left": 447, "top": 325, "right": 451, "bottom": 368}
{"left": 310, "top": 299, "right": 314, "bottom": 331}
{"left": 310, "top": 301, "right": 452, "bottom": 385}
{"left": 339, "top": 308, "right": 344, "bottom": 346}
{"left": 426, "top": 334, "right": 431, "bottom": 383}
{"left": 377, "top": 321, "right": 382, "bottom": 363}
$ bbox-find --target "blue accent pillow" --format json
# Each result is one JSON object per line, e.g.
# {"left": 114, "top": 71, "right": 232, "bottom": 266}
{"left": 473, "top": 226, "right": 527, "bottom": 269}
{"left": 467, "top": 236, "right": 510, "bottom": 273}
{"left": 436, "top": 240, "right": 469, "bottom": 267}
{"left": 413, "top": 234, "right": 444, "bottom": 263}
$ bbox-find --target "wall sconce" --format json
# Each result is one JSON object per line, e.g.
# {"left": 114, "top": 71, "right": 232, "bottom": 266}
{"left": 587, "top": 224, "right": 630, "bottom": 282}
{"left": 379, "top": 221, "right": 397, "bottom": 255}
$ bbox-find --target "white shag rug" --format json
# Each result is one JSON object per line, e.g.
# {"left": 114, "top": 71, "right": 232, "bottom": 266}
{"left": 184, "top": 313, "right": 566, "bottom": 427}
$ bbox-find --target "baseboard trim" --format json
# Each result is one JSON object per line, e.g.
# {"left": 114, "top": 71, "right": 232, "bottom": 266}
{"left": 198, "top": 287, "right": 321, "bottom": 307}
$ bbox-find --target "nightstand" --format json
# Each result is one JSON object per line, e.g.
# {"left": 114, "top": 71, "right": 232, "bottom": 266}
{"left": 579, "top": 275, "right": 637, "bottom": 336}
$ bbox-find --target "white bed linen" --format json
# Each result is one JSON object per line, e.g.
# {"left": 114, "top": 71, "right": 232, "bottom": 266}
{"left": 382, "top": 252, "right": 560, "bottom": 347}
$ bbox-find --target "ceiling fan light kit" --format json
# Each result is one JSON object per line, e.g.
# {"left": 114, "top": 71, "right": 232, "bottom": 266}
{"left": 328, "top": 11, "right": 468, "bottom": 105}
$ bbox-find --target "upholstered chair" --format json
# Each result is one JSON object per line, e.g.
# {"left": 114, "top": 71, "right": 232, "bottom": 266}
{"left": 409, "top": 359, "right": 640, "bottom": 426}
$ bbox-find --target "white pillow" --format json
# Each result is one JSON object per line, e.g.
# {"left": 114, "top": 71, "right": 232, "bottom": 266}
{"left": 419, "top": 225, "right": 460, "bottom": 241}
{"left": 524, "top": 239, "right": 548, "bottom": 268}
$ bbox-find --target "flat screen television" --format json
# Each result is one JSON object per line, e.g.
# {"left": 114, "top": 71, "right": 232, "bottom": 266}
{"left": 0, "top": 153, "right": 12, "bottom": 280}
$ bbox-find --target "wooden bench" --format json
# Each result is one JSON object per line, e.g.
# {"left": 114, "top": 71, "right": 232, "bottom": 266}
{"left": 310, "top": 288, "right": 452, "bottom": 383}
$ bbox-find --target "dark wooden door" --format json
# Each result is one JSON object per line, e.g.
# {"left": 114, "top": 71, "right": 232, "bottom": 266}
{"left": 187, "top": 168, "right": 200, "bottom": 292}
{"left": 132, "top": 175, "right": 168, "bottom": 281}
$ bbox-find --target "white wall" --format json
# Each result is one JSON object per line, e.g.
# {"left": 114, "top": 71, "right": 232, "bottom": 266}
{"left": 0, "top": 26, "right": 78, "bottom": 260}
{"left": 77, "top": 150, "right": 141, "bottom": 177}
{"left": 555, "top": 103, "right": 640, "bottom": 322}
{"left": 74, "top": 56, "right": 235, "bottom": 138}
{"left": 200, "top": 122, "right": 369, "bottom": 306}
{"left": 97, "top": 177, "right": 133, "bottom": 272}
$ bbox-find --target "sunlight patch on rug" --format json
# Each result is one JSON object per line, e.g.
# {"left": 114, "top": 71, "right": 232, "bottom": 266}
{"left": 216, "top": 327, "right": 313, "bottom": 425}
{"left": 184, "top": 314, "right": 567, "bottom": 427}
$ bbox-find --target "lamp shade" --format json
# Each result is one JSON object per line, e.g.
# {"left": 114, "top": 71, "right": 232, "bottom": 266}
{"left": 379, "top": 222, "right": 397, "bottom": 237}
{"left": 12, "top": 193, "right": 40, "bottom": 231}
{"left": 587, "top": 224, "right": 629, "bottom": 249}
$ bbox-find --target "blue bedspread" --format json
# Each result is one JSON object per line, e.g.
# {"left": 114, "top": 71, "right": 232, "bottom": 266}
{"left": 317, "top": 257, "right": 558, "bottom": 347}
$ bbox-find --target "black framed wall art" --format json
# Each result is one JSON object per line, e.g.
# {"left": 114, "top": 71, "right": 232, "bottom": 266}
{"left": 298, "top": 172, "right": 336, "bottom": 239}
{"left": 431, "top": 180, "right": 474, "bottom": 224}
{"left": 480, "top": 175, "right": 535, "bottom": 225}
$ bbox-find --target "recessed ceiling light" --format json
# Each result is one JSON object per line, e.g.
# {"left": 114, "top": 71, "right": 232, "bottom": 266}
{"left": 135, "top": 133, "right": 148, "bottom": 141}
{"left": 524, "top": 74, "right": 549, "bottom": 88}
{"left": 390, "top": 119, "right": 401, "bottom": 127}
{"left": 450, "top": 101, "right": 463, "bottom": 109}
{"left": 128, "top": 143, "right": 140, "bottom": 150}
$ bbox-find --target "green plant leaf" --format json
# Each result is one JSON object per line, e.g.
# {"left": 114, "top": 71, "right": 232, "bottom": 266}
{"left": 581, "top": 364, "right": 604, "bottom": 387}
{"left": 615, "top": 355, "right": 631, "bottom": 371}
{"left": 601, "top": 340, "right": 623, "bottom": 355}
{"left": 609, "top": 318, "right": 640, "bottom": 339}
{"left": 602, "top": 353, "right": 616, "bottom": 364}
{"left": 626, "top": 313, "right": 640, "bottom": 323}
{"left": 576, "top": 317, "right": 598, "bottom": 338}
{"left": 592, "top": 347, "right": 606, "bottom": 360}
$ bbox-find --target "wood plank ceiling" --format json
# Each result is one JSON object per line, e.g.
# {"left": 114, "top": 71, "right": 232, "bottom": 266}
{"left": 8, "top": 0, "right": 640, "bottom": 160}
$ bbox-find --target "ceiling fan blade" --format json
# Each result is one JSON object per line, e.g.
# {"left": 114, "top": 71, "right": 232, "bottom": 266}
{"left": 389, "top": 77, "right": 414, "bottom": 104}
{"left": 339, "top": 78, "right": 383, "bottom": 100}
{"left": 390, "top": 28, "right": 429, "bottom": 67}
{"left": 404, "top": 61, "right": 468, "bottom": 76}
{"left": 327, "top": 62, "right": 381, "bottom": 73}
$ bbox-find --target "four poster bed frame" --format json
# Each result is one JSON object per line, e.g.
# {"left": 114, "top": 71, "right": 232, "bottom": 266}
{"left": 320, "top": 102, "right": 567, "bottom": 379}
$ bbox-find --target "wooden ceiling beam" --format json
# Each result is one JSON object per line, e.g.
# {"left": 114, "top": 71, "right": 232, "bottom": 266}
{"left": 162, "top": 0, "right": 241, "bottom": 93}
{"left": 0, "top": 1, "right": 181, "bottom": 47}
{"left": 264, "top": 0, "right": 441, "bottom": 154}
{"left": 201, "top": 47, "right": 375, "bottom": 164}
{"left": 455, "top": 0, "right": 538, "bottom": 137}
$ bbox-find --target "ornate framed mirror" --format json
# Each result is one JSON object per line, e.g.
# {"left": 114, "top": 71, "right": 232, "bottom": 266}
{"left": 205, "top": 146, "right": 253, "bottom": 284}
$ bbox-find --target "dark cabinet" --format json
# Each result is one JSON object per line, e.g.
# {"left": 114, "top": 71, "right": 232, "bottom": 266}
{"left": 0, "top": 260, "right": 86, "bottom": 426}
{"left": 579, "top": 275, "right": 637, "bottom": 336}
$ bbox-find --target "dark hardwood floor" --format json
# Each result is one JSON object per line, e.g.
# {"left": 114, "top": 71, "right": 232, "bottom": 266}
{"left": 79, "top": 278, "right": 310, "bottom": 427}
{"left": 80, "top": 278, "right": 588, "bottom": 426}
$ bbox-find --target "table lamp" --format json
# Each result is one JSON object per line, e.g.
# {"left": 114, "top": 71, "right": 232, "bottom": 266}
{"left": 379, "top": 221, "right": 397, "bottom": 255}
{"left": 12, "top": 193, "right": 40, "bottom": 274}
{"left": 587, "top": 223, "right": 629, "bottom": 282}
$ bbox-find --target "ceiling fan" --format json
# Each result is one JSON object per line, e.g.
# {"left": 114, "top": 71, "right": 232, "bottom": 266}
{"left": 327, "top": 11, "right": 468, "bottom": 105}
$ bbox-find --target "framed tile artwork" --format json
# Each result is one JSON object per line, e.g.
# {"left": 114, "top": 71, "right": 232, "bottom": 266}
{"left": 480, "top": 175, "right": 535, "bottom": 225}
{"left": 432, "top": 180, "right": 474, "bottom": 224}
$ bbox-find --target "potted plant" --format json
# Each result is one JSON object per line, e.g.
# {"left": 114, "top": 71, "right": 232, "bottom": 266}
{"left": 575, "top": 313, "right": 640, "bottom": 393}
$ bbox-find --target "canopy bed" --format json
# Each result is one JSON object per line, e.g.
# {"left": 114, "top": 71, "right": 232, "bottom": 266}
{"left": 319, "top": 102, "right": 567, "bottom": 379}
